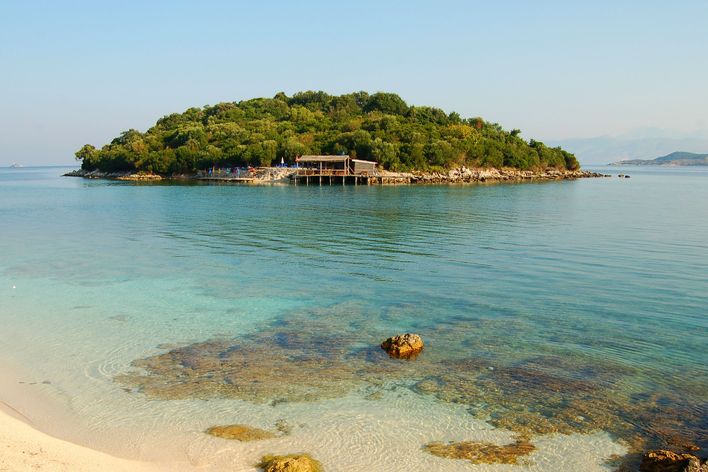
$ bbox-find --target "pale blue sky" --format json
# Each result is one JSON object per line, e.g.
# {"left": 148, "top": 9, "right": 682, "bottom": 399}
{"left": 1, "top": 1, "right": 707, "bottom": 165}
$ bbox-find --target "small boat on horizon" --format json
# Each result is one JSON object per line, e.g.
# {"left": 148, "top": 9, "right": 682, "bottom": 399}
{"left": 9, "top": 163, "right": 24, "bottom": 168}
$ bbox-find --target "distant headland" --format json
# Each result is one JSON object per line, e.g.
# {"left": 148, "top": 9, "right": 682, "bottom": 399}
{"left": 610, "top": 151, "right": 708, "bottom": 166}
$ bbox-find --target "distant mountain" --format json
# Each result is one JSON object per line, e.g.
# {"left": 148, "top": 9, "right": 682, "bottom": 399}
{"left": 610, "top": 151, "right": 708, "bottom": 166}
{"left": 549, "top": 128, "right": 708, "bottom": 165}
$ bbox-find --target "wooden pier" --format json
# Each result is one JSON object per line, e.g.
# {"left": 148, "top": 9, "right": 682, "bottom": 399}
{"left": 193, "top": 156, "right": 413, "bottom": 185}
{"left": 292, "top": 155, "right": 409, "bottom": 185}
{"left": 293, "top": 173, "right": 373, "bottom": 185}
{"left": 291, "top": 173, "right": 410, "bottom": 185}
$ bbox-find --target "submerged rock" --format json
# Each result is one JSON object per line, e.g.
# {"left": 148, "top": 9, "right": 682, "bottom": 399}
{"left": 257, "top": 454, "right": 323, "bottom": 472}
{"left": 640, "top": 450, "right": 707, "bottom": 472}
{"left": 205, "top": 424, "right": 275, "bottom": 441}
{"left": 275, "top": 419, "right": 292, "bottom": 435}
{"left": 380, "top": 333, "right": 424, "bottom": 358}
{"left": 423, "top": 438, "right": 535, "bottom": 465}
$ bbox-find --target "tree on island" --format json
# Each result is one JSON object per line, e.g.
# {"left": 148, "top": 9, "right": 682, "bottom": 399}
{"left": 75, "top": 91, "right": 579, "bottom": 174}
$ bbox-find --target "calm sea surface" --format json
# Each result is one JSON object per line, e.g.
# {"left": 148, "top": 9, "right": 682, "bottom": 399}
{"left": 0, "top": 166, "right": 706, "bottom": 471}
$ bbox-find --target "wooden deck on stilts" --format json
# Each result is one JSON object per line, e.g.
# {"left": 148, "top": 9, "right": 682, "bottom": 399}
{"left": 291, "top": 174, "right": 410, "bottom": 185}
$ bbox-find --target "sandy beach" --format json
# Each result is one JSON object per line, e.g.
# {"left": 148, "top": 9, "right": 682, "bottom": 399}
{"left": 0, "top": 403, "right": 163, "bottom": 472}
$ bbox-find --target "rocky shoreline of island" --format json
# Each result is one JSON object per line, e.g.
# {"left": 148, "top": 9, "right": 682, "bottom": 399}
{"left": 63, "top": 166, "right": 610, "bottom": 185}
{"left": 408, "top": 166, "right": 609, "bottom": 183}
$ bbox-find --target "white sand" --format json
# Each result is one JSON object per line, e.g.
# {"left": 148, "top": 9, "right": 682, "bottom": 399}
{"left": 0, "top": 387, "right": 627, "bottom": 471}
{"left": 0, "top": 404, "right": 164, "bottom": 472}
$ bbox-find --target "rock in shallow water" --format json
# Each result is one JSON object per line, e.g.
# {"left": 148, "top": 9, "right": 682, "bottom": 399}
{"left": 423, "top": 438, "right": 535, "bottom": 465}
{"left": 380, "top": 333, "right": 424, "bottom": 358}
{"left": 205, "top": 424, "right": 275, "bottom": 441}
{"left": 640, "top": 450, "right": 707, "bottom": 472}
{"left": 257, "top": 454, "right": 323, "bottom": 472}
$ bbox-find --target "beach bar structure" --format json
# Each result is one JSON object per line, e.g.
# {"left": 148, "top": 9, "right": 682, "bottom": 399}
{"left": 293, "top": 155, "right": 379, "bottom": 185}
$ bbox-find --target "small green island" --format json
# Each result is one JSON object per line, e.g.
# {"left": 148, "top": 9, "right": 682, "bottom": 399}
{"left": 70, "top": 91, "right": 603, "bottom": 184}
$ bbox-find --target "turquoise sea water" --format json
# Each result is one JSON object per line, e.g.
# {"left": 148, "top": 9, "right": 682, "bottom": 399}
{"left": 0, "top": 166, "right": 706, "bottom": 471}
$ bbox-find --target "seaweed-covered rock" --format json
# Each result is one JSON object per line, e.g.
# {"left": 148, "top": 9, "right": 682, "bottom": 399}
{"left": 423, "top": 438, "right": 535, "bottom": 465}
{"left": 640, "top": 450, "right": 707, "bottom": 472}
{"left": 380, "top": 333, "right": 424, "bottom": 358}
{"left": 257, "top": 454, "right": 323, "bottom": 472}
{"left": 205, "top": 424, "right": 275, "bottom": 441}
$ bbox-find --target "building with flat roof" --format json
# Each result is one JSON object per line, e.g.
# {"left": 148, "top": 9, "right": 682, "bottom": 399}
{"left": 295, "top": 155, "right": 377, "bottom": 176}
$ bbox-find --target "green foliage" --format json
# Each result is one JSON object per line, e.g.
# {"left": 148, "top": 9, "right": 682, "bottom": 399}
{"left": 75, "top": 144, "right": 98, "bottom": 167}
{"left": 77, "top": 91, "right": 579, "bottom": 173}
{"left": 364, "top": 92, "right": 409, "bottom": 115}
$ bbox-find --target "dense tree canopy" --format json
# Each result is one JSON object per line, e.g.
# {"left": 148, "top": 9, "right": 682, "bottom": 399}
{"left": 76, "top": 91, "right": 579, "bottom": 173}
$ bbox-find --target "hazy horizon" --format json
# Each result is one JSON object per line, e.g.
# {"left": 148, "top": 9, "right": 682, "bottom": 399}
{"left": 2, "top": 1, "right": 707, "bottom": 166}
